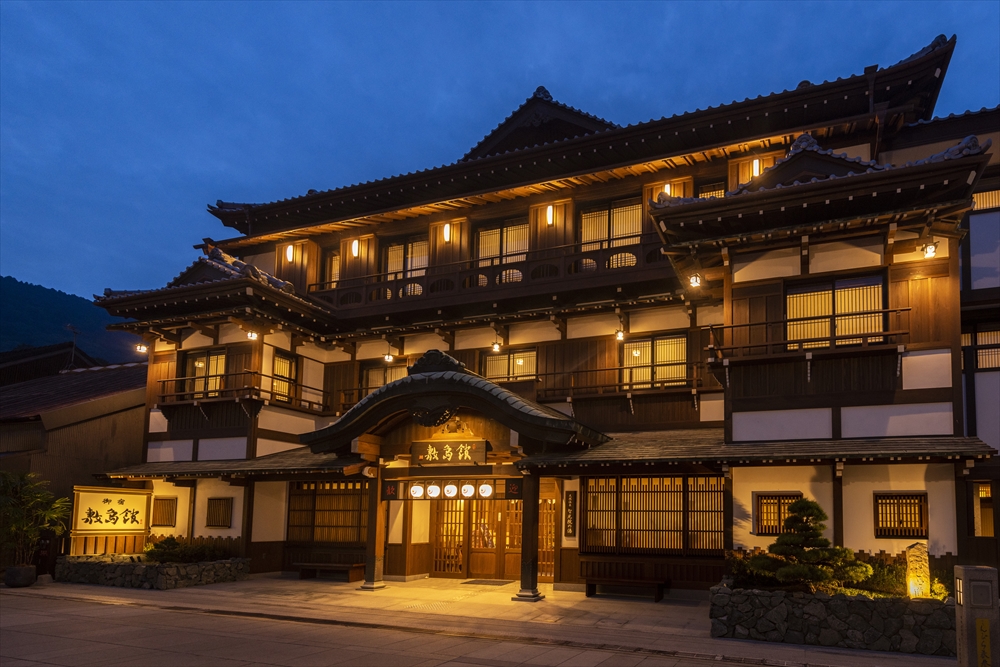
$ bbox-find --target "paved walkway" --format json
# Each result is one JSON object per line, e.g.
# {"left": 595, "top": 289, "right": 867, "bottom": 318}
{"left": 1, "top": 575, "right": 953, "bottom": 667}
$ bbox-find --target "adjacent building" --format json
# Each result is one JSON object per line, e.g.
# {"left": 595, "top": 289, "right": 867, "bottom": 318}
{"left": 93, "top": 34, "right": 998, "bottom": 596}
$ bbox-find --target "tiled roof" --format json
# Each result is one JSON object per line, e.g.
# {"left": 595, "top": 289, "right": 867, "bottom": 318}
{"left": 103, "top": 447, "right": 366, "bottom": 479}
{"left": 904, "top": 104, "right": 1000, "bottom": 128}
{"left": 519, "top": 429, "right": 994, "bottom": 466}
{"left": 0, "top": 364, "right": 147, "bottom": 421}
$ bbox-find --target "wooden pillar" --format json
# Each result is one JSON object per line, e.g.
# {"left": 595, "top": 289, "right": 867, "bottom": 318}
{"left": 361, "top": 466, "right": 386, "bottom": 590}
{"left": 954, "top": 462, "right": 968, "bottom": 562}
{"left": 512, "top": 472, "right": 544, "bottom": 602}
{"left": 832, "top": 465, "right": 844, "bottom": 547}
{"left": 723, "top": 470, "right": 734, "bottom": 550}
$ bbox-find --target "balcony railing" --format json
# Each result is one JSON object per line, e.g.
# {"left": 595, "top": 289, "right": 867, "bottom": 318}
{"left": 703, "top": 307, "right": 911, "bottom": 360}
{"left": 309, "top": 234, "right": 666, "bottom": 312}
{"left": 158, "top": 372, "right": 330, "bottom": 413}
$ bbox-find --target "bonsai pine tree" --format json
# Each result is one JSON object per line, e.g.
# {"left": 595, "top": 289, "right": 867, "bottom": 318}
{"left": 0, "top": 472, "right": 71, "bottom": 566}
{"left": 749, "top": 498, "right": 871, "bottom": 588}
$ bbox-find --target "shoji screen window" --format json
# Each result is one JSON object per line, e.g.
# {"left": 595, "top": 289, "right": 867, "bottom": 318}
{"left": 384, "top": 236, "right": 429, "bottom": 280}
{"left": 477, "top": 220, "right": 529, "bottom": 267}
{"left": 622, "top": 335, "right": 687, "bottom": 389}
{"left": 322, "top": 249, "right": 340, "bottom": 288}
{"left": 482, "top": 348, "right": 536, "bottom": 382}
{"left": 363, "top": 364, "right": 408, "bottom": 395}
{"left": 874, "top": 493, "right": 928, "bottom": 539}
{"left": 184, "top": 349, "right": 227, "bottom": 397}
{"left": 786, "top": 276, "right": 883, "bottom": 350}
{"left": 272, "top": 351, "right": 296, "bottom": 402}
{"left": 580, "top": 197, "right": 643, "bottom": 252}
{"left": 755, "top": 493, "right": 802, "bottom": 536}
{"left": 728, "top": 151, "right": 781, "bottom": 190}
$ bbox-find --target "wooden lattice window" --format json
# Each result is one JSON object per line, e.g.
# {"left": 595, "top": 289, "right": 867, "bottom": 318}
{"left": 272, "top": 351, "right": 296, "bottom": 402}
{"left": 874, "top": 493, "right": 928, "bottom": 538}
{"left": 698, "top": 182, "right": 726, "bottom": 199}
{"left": 477, "top": 220, "right": 529, "bottom": 268}
{"left": 363, "top": 364, "right": 407, "bottom": 395}
{"left": 482, "top": 348, "right": 536, "bottom": 382}
{"left": 205, "top": 497, "right": 233, "bottom": 529}
{"left": 786, "top": 276, "right": 884, "bottom": 350}
{"left": 755, "top": 493, "right": 802, "bottom": 536}
{"left": 580, "top": 198, "right": 643, "bottom": 252}
{"left": 151, "top": 497, "right": 177, "bottom": 527}
{"left": 286, "top": 481, "right": 368, "bottom": 544}
{"left": 622, "top": 335, "right": 687, "bottom": 389}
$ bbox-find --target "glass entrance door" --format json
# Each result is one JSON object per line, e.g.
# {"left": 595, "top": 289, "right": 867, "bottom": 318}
{"left": 468, "top": 500, "right": 500, "bottom": 578}
{"left": 432, "top": 499, "right": 464, "bottom": 577}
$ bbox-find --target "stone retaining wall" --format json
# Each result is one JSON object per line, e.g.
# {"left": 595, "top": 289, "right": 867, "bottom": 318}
{"left": 54, "top": 555, "right": 250, "bottom": 590}
{"left": 709, "top": 581, "right": 956, "bottom": 656}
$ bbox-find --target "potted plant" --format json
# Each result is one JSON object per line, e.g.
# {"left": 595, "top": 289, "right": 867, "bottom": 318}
{"left": 0, "top": 472, "right": 70, "bottom": 587}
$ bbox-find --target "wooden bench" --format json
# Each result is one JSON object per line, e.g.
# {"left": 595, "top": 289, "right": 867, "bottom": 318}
{"left": 293, "top": 562, "right": 365, "bottom": 582}
{"left": 585, "top": 578, "right": 668, "bottom": 603}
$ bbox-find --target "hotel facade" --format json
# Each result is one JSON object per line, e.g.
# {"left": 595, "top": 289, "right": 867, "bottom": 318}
{"left": 89, "top": 35, "right": 999, "bottom": 598}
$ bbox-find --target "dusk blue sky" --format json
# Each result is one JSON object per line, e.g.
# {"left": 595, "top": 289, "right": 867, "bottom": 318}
{"left": 2, "top": 1, "right": 998, "bottom": 299}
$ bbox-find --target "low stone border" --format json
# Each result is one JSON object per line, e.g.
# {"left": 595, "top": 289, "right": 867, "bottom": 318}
{"left": 709, "top": 581, "right": 956, "bottom": 656}
{"left": 54, "top": 555, "right": 250, "bottom": 590}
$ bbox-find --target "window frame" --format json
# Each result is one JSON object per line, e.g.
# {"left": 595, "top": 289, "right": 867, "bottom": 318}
{"left": 383, "top": 235, "right": 429, "bottom": 280}
{"left": 475, "top": 219, "right": 530, "bottom": 267}
{"left": 481, "top": 347, "right": 537, "bottom": 382}
{"left": 151, "top": 497, "right": 178, "bottom": 528}
{"left": 873, "top": 492, "right": 928, "bottom": 539}
{"left": 362, "top": 362, "right": 408, "bottom": 395}
{"left": 182, "top": 347, "right": 228, "bottom": 398}
{"left": 321, "top": 248, "right": 341, "bottom": 288}
{"left": 272, "top": 350, "right": 297, "bottom": 403}
{"left": 621, "top": 334, "right": 688, "bottom": 390}
{"left": 205, "top": 497, "right": 234, "bottom": 529}
{"left": 578, "top": 196, "right": 643, "bottom": 252}
{"left": 753, "top": 492, "right": 803, "bottom": 536}
{"left": 286, "top": 480, "right": 369, "bottom": 545}
{"left": 784, "top": 274, "right": 887, "bottom": 350}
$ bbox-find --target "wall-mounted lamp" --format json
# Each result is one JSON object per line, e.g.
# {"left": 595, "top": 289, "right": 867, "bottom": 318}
{"left": 443, "top": 483, "right": 458, "bottom": 498}
{"left": 351, "top": 239, "right": 360, "bottom": 257}
{"left": 689, "top": 273, "right": 702, "bottom": 288}
{"left": 135, "top": 344, "right": 148, "bottom": 354}
{"left": 663, "top": 183, "right": 672, "bottom": 196}
{"left": 246, "top": 331, "right": 259, "bottom": 340}
{"left": 922, "top": 242, "right": 938, "bottom": 259}
{"left": 492, "top": 341, "right": 501, "bottom": 352}
{"left": 443, "top": 223, "right": 451, "bottom": 243}
{"left": 546, "top": 204, "right": 554, "bottom": 226}
{"left": 460, "top": 483, "right": 475, "bottom": 498}
{"left": 632, "top": 348, "right": 641, "bottom": 357}
{"left": 285, "top": 244, "right": 294, "bottom": 262}
{"left": 752, "top": 158, "right": 761, "bottom": 177}
{"left": 426, "top": 483, "right": 442, "bottom": 499}
{"left": 478, "top": 483, "right": 494, "bottom": 498}
{"left": 409, "top": 483, "right": 425, "bottom": 499}
{"left": 384, "top": 341, "right": 394, "bottom": 363}
{"left": 615, "top": 329, "right": 625, "bottom": 341}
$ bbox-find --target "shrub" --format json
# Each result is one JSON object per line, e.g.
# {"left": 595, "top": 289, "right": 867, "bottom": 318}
{"left": 853, "top": 559, "right": 906, "bottom": 596}
{"left": 0, "top": 472, "right": 71, "bottom": 566}
{"left": 144, "top": 536, "right": 230, "bottom": 564}
{"left": 725, "top": 550, "right": 781, "bottom": 589}
{"left": 749, "top": 499, "right": 872, "bottom": 589}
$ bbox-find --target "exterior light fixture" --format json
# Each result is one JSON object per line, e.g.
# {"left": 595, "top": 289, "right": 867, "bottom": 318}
{"left": 443, "top": 483, "right": 458, "bottom": 498}
{"left": 135, "top": 344, "right": 148, "bottom": 354}
{"left": 663, "top": 183, "right": 671, "bottom": 196}
{"left": 247, "top": 331, "right": 258, "bottom": 340}
{"left": 632, "top": 348, "right": 642, "bottom": 357}
{"left": 478, "top": 483, "right": 494, "bottom": 498}
{"left": 351, "top": 239, "right": 360, "bottom": 257}
{"left": 194, "top": 360, "right": 205, "bottom": 368}
{"left": 516, "top": 358, "right": 524, "bottom": 366}
{"left": 460, "top": 483, "right": 475, "bottom": 498}
{"left": 409, "top": 483, "right": 425, "bottom": 499}
{"left": 443, "top": 223, "right": 451, "bottom": 243}
{"left": 492, "top": 341, "right": 501, "bottom": 352}
{"left": 689, "top": 274, "right": 702, "bottom": 288}
{"left": 384, "top": 352, "right": 394, "bottom": 363}
{"left": 426, "top": 483, "right": 442, "bottom": 499}
{"left": 923, "top": 242, "right": 938, "bottom": 259}
{"left": 616, "top": 329, "right": 625, "bottom": 341}
{"left": 752, "top": 158, "right": 760, "bottom": 177}
{"left": 285, "top": 244, "right": 294, "bottom": 262}
{"left": 546, "top": 205, "right": 554, "bottom": 226}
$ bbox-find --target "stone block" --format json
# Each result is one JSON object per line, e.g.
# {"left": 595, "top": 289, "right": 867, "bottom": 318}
{"left": 710, "top": 619, "right": 728, "bottom": 637}
{"left": 784, "top": 630, "right": 804, "bottom": 644}
{"left": 818, "top": 628, "right": 841, "bottom": 646}
{"left": 915, "top": 628, "right": 942, "bottom": 655}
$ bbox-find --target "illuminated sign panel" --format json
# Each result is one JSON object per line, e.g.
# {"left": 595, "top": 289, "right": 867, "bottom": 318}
{"left": 410, "top": 439, "right": 487, "bottom": 465}
{"left": 72, "top": 486, "right": 151, "bottom": 535}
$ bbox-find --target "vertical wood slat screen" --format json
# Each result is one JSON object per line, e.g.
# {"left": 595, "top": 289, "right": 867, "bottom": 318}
{"left": 506, "top": 500, "right": 522, "bottom": 550}
{"left": 323, "top": 251, "right": 340, "bottom": 286}
{"left": 470, "top": 499, "right": 496, "bottom": 549}
{"left": 620, "top": 477, "right": 684, "bottom": 553}
{"left": 385, "top": 243, "right": 405, "bottom": 278}
{"left": 786, "top": 288, "right": 832, "bottom": 350}
{"left": 151, "top": 498, "right": 177, "bottom": 527}
{"left": 503, "top": 222, "right": 530, "bottom": 263}
{"left": 433, "top": 499, "right": 465, "bottom": 574}
{"left": 581, "top": 210, "right": 608, "bottom": 252}
{"left": 699, "top": 182, "right": 726, "bottom": 199}
{"left": 584, "top": 477, "right": 617, "bottom": 552}
{"left": 205, "top": 497, "right": 234, "bottom": 529}
{"left": 538, "top": 498, "right": 556, "bottom": 579}
{"left": 406, "top": 239, "right": 429, "bottom": 277}
{"left": 623, "top": 340, "right": 652, "bottom": 388}
{"left": 976, "top": 329, "right": 1000, "bottom": 369}
{"left": 873, "top": 493, "right": 928, "bottom": 538}
{"left": 687, "top": 477, "right": 725, "bottom": 552}
{"left": 477, "top": 228, "right": 501, "bottom": 267}
{"left": 287, "top": 482, "right": 316, "bottom": 541}
{"left": 622, "top": 336, "right": 687, "bottom": 388}
{"left": 834, "top": 278, "right": 883, "bottom": 345}
{"left": 482, "top": 349, "right": 536, "bottom": 381}
{"left": 755, "top": 493, "right": 802, "bottom": 536}
{"left": 655, "top": 336, "right": 687, "bottom": 385}
{"left": 286, "top": 481, "right": 369, "bottom": 544}
{"left": 272, "top": 352, "right": 295, "bottom": 402}
{"left": 364, "top": 364, "right": 408, "bottom": 394}
{"left": 610, "top": 199, "right": 642, "bottom": 248}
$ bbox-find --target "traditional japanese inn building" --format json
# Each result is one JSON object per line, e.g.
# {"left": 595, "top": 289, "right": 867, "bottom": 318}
{"left": 90, "top": 35, "right": 999, "bottom": 597}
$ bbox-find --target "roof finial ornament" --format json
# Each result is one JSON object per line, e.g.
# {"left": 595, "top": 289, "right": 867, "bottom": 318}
{"left": 789, "top": 133, "right": 819, "bottom": 154}
{"left": 533, "top": 86, "right": 553, "bottom": 101}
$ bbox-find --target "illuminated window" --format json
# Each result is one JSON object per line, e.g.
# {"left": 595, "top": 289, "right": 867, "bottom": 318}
{"left": 728, "top": 152, "right": 781, "bottom": 190}
{"left": 477, "top": 220, "right": 529, "bottom": 268}
{"left": 975, "top": 328, "right": 1000, "bottom": 369}
{"left": 363, "top": 364, "right": 407, "bottom": 395}
{"left": 482, "top": 348, "right": 536, "bottom": 382}
{"left": 755, "top": 493, "right": 802, "bottom": 536}
{"left": 272, "top": 351, "right": 296, "bottom": 402}
{"left": 384, "top": 236, "right": 428, "bottom": 280}
{"left": 580, "top": 197, "right": 643, "bottom": 252}
{"left": 184, "top": 349, "right": 227, "bottom": 397}
{"left": 287, "top": 480, "right": 369, "bottom": 544}
{"left": 973, "top": 482, "right": 994, "bottom": 538}
{"left": 322, "top": 249, "right": 340, "bottom": 288}
{"left": 873, "top": 493, "right": 927, "bottom": 539}
{"left": 622, "top": 335, "right": 686, "bottom": 389}
{"left": 698, "top": 182, "right": 726, "bottom": 199}
{"left": 786, "top": 276, "right": 883, "bottom": 350}
{"left": 205, "top": 497, "right": 234, "bottom": 529}
{"left": 151, "top": 498, "right": 177, "bottom": 528}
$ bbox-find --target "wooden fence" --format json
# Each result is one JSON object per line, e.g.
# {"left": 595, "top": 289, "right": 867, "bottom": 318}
{"left": 70, "top": 533, "right": 243, "bottom": 558}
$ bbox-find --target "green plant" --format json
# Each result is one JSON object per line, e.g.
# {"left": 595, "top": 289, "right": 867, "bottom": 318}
{"left": 144, "top": 536, "right": 229, "bottom": 564}
{"left": 749, "top": 499, "right": 872, "bottom": 589}
{"left": 0, "top": 472, "right": 71, "bottom": 566}
{"left": 853, "top": 559, "right": 906, "bottom": 596}
{"left": 725, "top": 550, "right": 781, "bottom": 589}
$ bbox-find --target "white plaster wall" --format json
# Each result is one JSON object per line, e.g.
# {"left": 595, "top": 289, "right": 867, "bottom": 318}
{"left": 251, "top": 481, "right": 287, "bottom": 543}
{"left": 510, "top": 321, "right": 561, "bottom": 345}
{"left": 403, "top": 333, "right": 448, "bottom": 356}
{"left": 243, "top": 251, "right": 276, "bottom": 276}
{"left": 975, "top": 371, "right": 1000, "bottom": 451}
{"left": 193, "top": 478, "right": 245, "bottom": 538}
{"left": 902, "top": 350, "right": 953, "bottom": 390}
{"left": 296, "top": 343, "right": 352, "bottom": 364}
{"left": 411, "top": 500, "right": 430, "bottom": 543}
{"left": 809, "top": 238, "right": 883, "bottom": 274}
{"left": 733, "top": 248, "right": 800, "bottom": 283}
{"left": 153, "top": 339, "right": 175, "bottom": 352}
{"left": 892, "top": 232, "right": 950, "bottom": 263}
{"left": 258, "top": 405, "right": 320, "bottom": 435}
{"left": 356, "top": 340, "right": 400, "bottom": 360}
{"left": 387, "top": 501, "right": 404, "bottom": 544}
{"left": 567, "top": 313, "right": 619, "bottom": 339}
{"left": 181, "top": 330, "right": 214, "bottom": 350}
{"left": 697, "top": 304, "right": 725, "bottom": 327}
{"left": 218, "top": 323, "right": 246, "bottom": 345}
{"left": 700, "top": 393, "right": 725, "bottom": 422}
{"left": 562, "top": 478, "right": 579, "bottom": 549}
{"left": 833, "top": 144, "right": 871, "bottom": 162}
{"left": 630, "top": 306, "right": 689, "bottom": 333}
{"left": 198, "top": 437, "right": 247, "bottom": 461}
{"left": 264, "top": 331, "right": 292, "bottom": 352}
{"left": 150, "top": 479, "right": 191, "bottom": 538}
{"left": 842, "top": 403, "right": 953, "bottom": 438}
{"left": 148, "top": 409, "right": 168, "bottom": 433}
{"left": 147, "top": 440, "right": 193, "bottom": 462}
{"left": 842, "top": 463, "right": 956, "bottom": 555}
{"left": 732, "top": 408, "right": 832, "bottom": 442}
{"left": 301, "top": 357, "right": 324, "bottom": 404}
{"left": 256, "top": 439, "right": 304, "bottom": 457}
{"left": 732, "top": 465, "right": 834, "bottom": 549}
{"left": 455, "top": 328, "right": 496, "bottom": 350}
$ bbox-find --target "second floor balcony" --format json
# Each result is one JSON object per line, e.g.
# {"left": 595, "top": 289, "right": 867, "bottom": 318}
{"left": 158, "top": 371, "right": 330, "bottom": 414}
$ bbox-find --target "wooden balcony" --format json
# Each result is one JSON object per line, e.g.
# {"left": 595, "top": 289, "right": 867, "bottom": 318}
{"left": 309, "top": 234, "right": 667, "bottom": 314}
{"left": 158, "top": 372, "right": 330, "bottom": 414}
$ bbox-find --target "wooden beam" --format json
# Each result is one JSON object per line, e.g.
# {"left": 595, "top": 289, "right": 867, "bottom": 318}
{"left": 352, "top": 434, "right": 383, "bottom": 456}
{"left": 149, "top": 328, "right": 182, "bottom": 345}
{"left": 434, "top": 328, "right": 455, "bottom": 351}
{"left": 491, "top": 322, "right": 509, "bottom": 346}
